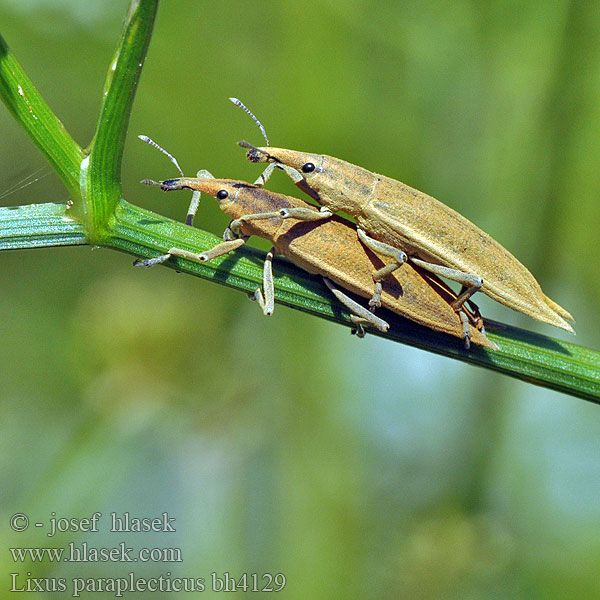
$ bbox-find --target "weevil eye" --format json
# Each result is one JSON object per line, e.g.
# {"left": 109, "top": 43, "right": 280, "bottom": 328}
{"left": 301, "top": 162, "right": 316, "bottom": 173}
{"left": 217, "top": 189, "right": 229, "bottom": 200}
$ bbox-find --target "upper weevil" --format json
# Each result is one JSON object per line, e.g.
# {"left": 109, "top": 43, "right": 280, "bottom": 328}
{"left": 230, "top": 99, "right": 575, "bottom": 334}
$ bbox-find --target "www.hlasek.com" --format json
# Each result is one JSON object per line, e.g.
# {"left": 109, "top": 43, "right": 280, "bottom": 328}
{"left": 10, "top": 542, "right": 182, "bottom": 563}
{"left": 10, "top": 572, "right": 287, "bottom": 596}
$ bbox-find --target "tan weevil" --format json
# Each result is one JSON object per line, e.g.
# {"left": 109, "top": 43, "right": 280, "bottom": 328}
{"left": 135, "top": 137, "right": 496, "bottom": 349}
{"left": 231, "top": 99, "right": 575, "bottom": 334}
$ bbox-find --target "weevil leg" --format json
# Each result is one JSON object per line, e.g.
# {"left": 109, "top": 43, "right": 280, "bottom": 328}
{"left": 322, "top": 277, "right": 389, "bottom": 335}
{"left": 349, "top": 317, "right": 366, "bottom": 338}
{"left": 459, "top": 311, "right": 472, "bottom": 350}
{"left": 249, "top": 248, "right": 275, "bottom": 316}
{"left": 279, "top": 164, "right": 305, "bottom": 184}
{"left": 133, "top": 253, "right": 173, "bottom": 267}
{"left": 133, "top": 238, "right": 247, "bottom": 269}
{"left": 261, "top": 247, "right": 275, "bottom": 315}
{"left": 195, "top": 237, "right": 248, "bottom": 262}
{"left": 409, "top": 257, "right": 483, "bottom": 311}
{"left": 249, "top": 288, "right": 267, "bottom": 311}
{"left": 279, "top": 206, "right": 333, "bottom": 221}
{"left": 184, "top": 170, "right": 215, "bottom": 225}
{"left": 464, "top": 295, "right": 485, "bottom": 333}
{"left": 249, "top": 288, "right": 262, "bottom": 305}
{"left": 229, "top": 206, "right": 332, "bottom": 237}
{"left": 356, "top": 228, "right": 407, "bottom": 309}
{"left": 254, "top": 162, "right": 306, "bottom": 187}
{"left": 253, "top": 162, "right": 278, "bottom": 187}
{"left": 185, "top": 190, "right": 201, "bottom": 226}
{"left": 453, "top": 280, "right": 483, "bottom": 311}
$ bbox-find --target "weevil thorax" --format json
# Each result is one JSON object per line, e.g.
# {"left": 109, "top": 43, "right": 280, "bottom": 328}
{"left": 308, "top": 154, "right": 379, "bottom": 215}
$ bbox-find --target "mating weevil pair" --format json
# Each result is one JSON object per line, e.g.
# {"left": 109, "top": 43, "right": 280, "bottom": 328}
{"left": 232, "top": 100, "right": 574, "bottom": 335}
{"left": 135, "top": 136, "right": 493, "bottom": 349}
{"left": 136, "top": 99, "right": 573, "bottom": 347}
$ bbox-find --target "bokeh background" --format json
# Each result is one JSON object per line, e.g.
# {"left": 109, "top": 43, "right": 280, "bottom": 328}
{"left": 1, "top": 1, "right": 599, "bottom": 598}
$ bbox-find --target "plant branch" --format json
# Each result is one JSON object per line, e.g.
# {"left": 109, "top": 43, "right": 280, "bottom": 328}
{"left": 0, "top": 203, "right": 87, "bottom": 249}
{"left": 85, "top": 0, "right": 159, "bottom": 239}
{"left": 0, "top": 35, "right": 83, "bottom": 195}
{"left": 0, "top": 1, "right": 158, "bottom": 240}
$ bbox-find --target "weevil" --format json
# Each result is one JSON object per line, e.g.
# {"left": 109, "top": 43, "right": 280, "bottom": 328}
{"left": 135, "top": 137, "right": 496, "bottom": 349}
{"left": 231, "top": 99, "right": 575, "bottom": 334}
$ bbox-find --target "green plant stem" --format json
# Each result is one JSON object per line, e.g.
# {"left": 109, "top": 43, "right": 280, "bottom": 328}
{"left": 0, "top": 203, "right": 87, "bottom": 249}
{"left": 86, "top": 0, "right": 159, "bottom": 237}
{"left": 0, "top": 35, "right": 83, "bottom": 195}
{"left": 1, "top": 195, "right": 598, "bottom": 402}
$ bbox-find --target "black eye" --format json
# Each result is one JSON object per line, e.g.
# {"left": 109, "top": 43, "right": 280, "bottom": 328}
{"left": 302, "top": 162, "right": 316, "bottom": 173}
{"left": 217, "top": 189, "right": 229, "bottom": 199}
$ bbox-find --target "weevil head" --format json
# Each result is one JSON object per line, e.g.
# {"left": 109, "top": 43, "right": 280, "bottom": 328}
{"left": 182, "top": 177, "right": 274, "bottom": 218}
{"left": 241, "top": 142, "right": 322, "bottom": 178}
{"left": 175, "top": 178, "right": 241, "bottom": 207}
{"left": 141, "top": 177, "right": 188, "bottom": 191}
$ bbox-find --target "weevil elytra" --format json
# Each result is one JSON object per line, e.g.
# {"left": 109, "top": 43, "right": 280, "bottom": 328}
{"left": 232, "top": 100, "right": 575, "bottom": 334}
{"left": 135, "top": 137, "right": 496, "bottom": 349}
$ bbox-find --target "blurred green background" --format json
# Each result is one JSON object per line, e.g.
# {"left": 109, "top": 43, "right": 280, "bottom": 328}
{"left": 1, "top": 1, "right": 599, "bottom": 598}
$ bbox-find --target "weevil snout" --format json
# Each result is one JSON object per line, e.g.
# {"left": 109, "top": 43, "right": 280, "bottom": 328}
{"left": 159, "top": 178, "right": 185, "bottom": 191}
{"left": 239, "top": 140, "right": 272, "bottom": 163}
{"left": 142, "top": 177, "right": 204, "bottom": 193}
{"left": 246, "top": 148, "right": 268, "bottom": 163}
{"left": 140, "top": 177, "right": 185, "bottom": 191}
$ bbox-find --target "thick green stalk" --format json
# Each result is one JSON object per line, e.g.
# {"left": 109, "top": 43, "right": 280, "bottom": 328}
{"left": 108, "top": 201, "right": 599, "bottom": 403}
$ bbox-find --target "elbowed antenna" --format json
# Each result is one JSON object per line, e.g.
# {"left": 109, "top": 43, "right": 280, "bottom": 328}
{"left": 138, "top": 135, "right": 184, "bottom": 177}
{"left": 229, "top": 98, "right": 270, "bottom": 146}
{"left": 139, "top": 136, "right": 204, "bottom": 226}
